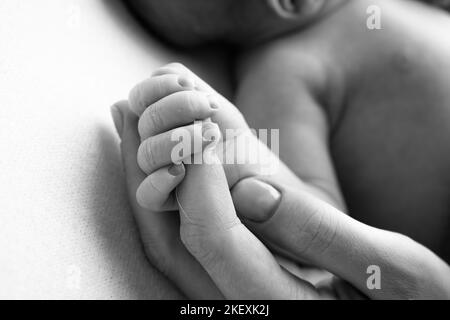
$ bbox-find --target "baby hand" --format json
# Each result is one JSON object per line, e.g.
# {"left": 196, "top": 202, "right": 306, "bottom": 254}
{"left": 128, "top": 63, "right": 300, "bottom": 213}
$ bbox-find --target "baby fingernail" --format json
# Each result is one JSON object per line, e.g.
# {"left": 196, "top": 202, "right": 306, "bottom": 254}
{"left": 202, "top": 122, "right": 221, "bottom": 144}
{"left": 110, "top": 104, "right": 124, "bottom": 138}
{"left": 168, "top": 163, "right": 184, "bottom": 176}
{"left": 178, "top": 76, "right": 195, "bottom": 89}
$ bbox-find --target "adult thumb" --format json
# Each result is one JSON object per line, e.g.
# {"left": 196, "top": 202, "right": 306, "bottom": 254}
{"left": 175, "top": 123, "right": 241, "bottom": 239}
{"left": 231, "top": 177, "right": 344, "bottom": 266}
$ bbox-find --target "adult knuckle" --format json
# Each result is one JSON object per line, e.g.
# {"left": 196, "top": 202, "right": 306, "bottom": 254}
{"left": 293, "top": 207, "right": 325, "bottom": 255}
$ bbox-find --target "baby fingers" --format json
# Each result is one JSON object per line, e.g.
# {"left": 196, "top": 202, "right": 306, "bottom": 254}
{"left": 136, "top": 164, "right": 185, "bottom": 211}
{"left": 129, "top": 62, "right": 217, "bottom": 117}
{"left": 138, "top": 90, "right": 218, "bottom": 140}
{"left": 151, "top": 62, "right": 217, "bottom": 94}
{"left": 137, "top": 121, "right": 220, "bottom": 174}
{"left": 129, "top": 73, "right": 196, "bottom": 116}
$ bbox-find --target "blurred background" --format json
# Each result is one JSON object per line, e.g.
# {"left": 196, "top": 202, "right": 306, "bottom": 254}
{"left": 0, "top": 0, "right": 231, "bottom": 299}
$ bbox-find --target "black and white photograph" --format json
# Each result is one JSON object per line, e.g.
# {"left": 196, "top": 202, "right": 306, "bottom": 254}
{"left": 1, "top": 0, "right": 450, "bottom": 303}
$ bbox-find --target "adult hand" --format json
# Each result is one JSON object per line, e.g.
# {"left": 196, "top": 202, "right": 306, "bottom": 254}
{"left": 231, "top": 177, "right": 450, "bottom": 299}
{"left": 111, "top": 101, "right": 223, "bottom": 299}
{"left": 112, "top": 101, "right": 330, "bottom": 299}
{"left": 110, "top": 61, "right": 330, "bottom": 299}
{"left": 113, "top": 101, "right": 450, "bottom": 299}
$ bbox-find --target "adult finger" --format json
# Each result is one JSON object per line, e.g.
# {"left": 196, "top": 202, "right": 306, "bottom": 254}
{"left": 176, "top": 148, "right": 326, "bottom": 299}
{"left": 111, "top": 100, "right": 223, "bottom": 299}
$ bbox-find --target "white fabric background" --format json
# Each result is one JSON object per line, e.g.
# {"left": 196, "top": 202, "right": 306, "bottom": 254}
{"left": 0, "top": 0, "right": 230, "bottom": 299}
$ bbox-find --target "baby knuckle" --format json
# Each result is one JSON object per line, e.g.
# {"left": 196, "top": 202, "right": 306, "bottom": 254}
{"left": 183, "top": 91, "right": 204, "bottom": 112}
{"left": 165, "top": 62, "right": 187, "bottom": 72}
{"left": 145, "top": 141, "right": 158, "bottom": 170}
{"left": 155, "top": 73, "right": 182, "bottom": 93}
{"left": 137, "top": 116, "right": 147, "bottom": 139}
{"left": 128, "top": 83, "right": 144, "bottom": 113}
{"left": 153, "top": 76, "right": 167, "bottom": 98}
{"left": 148, "top": 103, "right": 165, "bottom": 131}
{"left": 179, "top": 91, "right": 207, "bottom": 115}
{"left": 136, "top": 144, "right": 148, "bottom": 172}
{"left": 137, "top": 140, "right": 157, "bottom": 173}
{"left": 169, "top": 91, "right": 193, "bottom": 114}
{"left": 138, "top": 106, "right": 158, "bottom": 138}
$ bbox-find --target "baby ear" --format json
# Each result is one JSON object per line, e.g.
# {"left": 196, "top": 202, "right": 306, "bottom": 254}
{"left": 266, "top": 0, "right": 326, "bottom": 19}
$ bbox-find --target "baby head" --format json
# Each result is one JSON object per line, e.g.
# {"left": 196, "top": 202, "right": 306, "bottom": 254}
{"left": 126, "top": 0, "right": 347, "bottom": 47}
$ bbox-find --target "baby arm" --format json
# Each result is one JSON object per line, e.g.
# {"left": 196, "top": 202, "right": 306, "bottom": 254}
{"left": 235, "top": 49, "right": 346, "bottom": 212}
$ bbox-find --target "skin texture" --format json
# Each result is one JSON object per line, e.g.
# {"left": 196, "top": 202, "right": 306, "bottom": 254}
{"left": 125, "top": 0, "right": 348, "bottom": 46}
{"left": 127, "top": 63, "right": 326, "bottom": 265}
{"left": 112, "top": 0, "right": 450, "bottom": 298}
{"left": 126, "top": 0, "right": 448, "bottom": 47}
{"left": 111, "top": 60, "right": 450, "bottom": 299}
{"left": 236, "top": 0, "right": 450, "bottom": 261}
